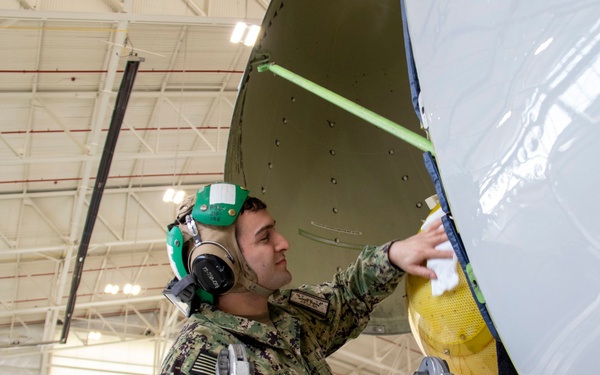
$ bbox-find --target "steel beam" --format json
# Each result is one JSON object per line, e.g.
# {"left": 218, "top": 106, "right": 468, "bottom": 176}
{"left": 0, "top": 149, "right": 226, "bottom": 166}
{"left": 0, "top": 239, "right": 163, "bottom": 257}
{"left": 0, "top": 295, "right": 164, "bottom": 318}
{"left": 0, "top": 183, "right": 207, "bottom": 201}
{"left": 1, "top": 9, "right": 261, "bottom": 26}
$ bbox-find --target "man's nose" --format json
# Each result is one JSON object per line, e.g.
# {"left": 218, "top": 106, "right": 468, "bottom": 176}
{"left": 274, "top": 231, "right": 289, "bottom": 251}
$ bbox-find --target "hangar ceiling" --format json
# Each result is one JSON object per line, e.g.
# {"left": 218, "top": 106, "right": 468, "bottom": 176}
{"left": 0, "top": 1, "right": 424, "bottom": 374}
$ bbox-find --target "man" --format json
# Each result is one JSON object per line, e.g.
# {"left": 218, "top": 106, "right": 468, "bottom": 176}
{"left": 161, "top": 182, "right": 451, "bottom": 374}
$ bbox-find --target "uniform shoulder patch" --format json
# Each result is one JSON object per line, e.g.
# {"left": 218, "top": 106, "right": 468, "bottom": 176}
{"left": 190, "top": 350, "right": 217, "bottom": 375}
{"left": 289, "top": 290, "right": 329, "bottom": 318}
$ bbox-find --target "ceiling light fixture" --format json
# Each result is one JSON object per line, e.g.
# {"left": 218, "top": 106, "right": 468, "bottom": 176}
{"left": 104, "top": 284, "right": 119, "bottom": 294}
{"left": 123, "top": 284, "right": 132, "bottom": 294}
{"left": 131, "top": 285, "right": 141, "bottom": 295}
{"left": 173, "top": 190, "right": 186, "bottom": 204}
{"left": 123, "top": 283, "right": 142, "bottom": 295}
{"left": 163, "top": 188, "right": 175, "bottom": 202}
{"left": 230, "top": 22, "right": 247, "bottom": 43}
{"left": 164, "top": 188, "right": 185, "bottom": 204}
{"left": 244, "top": 25, "right": 261, "bottom": 46}
{"left": 230, "top": 22, "right": 261, "bottom": 46}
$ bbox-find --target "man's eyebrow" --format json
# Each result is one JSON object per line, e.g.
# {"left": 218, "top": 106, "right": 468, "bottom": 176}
{"left": 254, "top": 221, "right": 276, "bottom": 237}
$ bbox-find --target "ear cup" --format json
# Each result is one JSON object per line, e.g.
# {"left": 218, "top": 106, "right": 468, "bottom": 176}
{"left": 188, "top": 242, "right": 237, "bottom": 295}
{"left": 191, "top": 254, "right": 235, "bottom": 295}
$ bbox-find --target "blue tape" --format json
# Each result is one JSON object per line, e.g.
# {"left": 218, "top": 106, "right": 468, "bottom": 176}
{"left": 423, "top": 151, "right": 450, "bottom": 214}
{"left": 425, "top": 151, "right": 500, "bottom": 341}
{"left": 442, "top": 215, "right": 500, "bottom": 340}
{"left": 400, "top": 0, "right": 422, "bottom": 123}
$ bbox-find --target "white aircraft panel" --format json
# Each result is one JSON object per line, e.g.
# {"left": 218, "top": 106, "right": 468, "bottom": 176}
{"left": 406, "top": 1, "right": 600, "bottom": 373}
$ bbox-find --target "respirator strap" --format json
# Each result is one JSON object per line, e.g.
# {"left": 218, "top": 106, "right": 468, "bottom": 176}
{"left": 171, "top": 274, "right": 197, "bottom": 302}
{"left": 239, "top": 277, "right": 275, "bottom": 297}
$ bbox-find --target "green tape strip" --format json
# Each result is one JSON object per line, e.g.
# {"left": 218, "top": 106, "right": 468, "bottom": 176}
{"left": 258, "top": 62, "right": 435, "bottom": 154}
{"left": 466, "top": 263, "right": 486, "bottom": 304}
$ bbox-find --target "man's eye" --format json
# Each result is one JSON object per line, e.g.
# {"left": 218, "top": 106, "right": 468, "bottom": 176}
{"left": 261, "top": 233, "right": 270, "bottom": 242}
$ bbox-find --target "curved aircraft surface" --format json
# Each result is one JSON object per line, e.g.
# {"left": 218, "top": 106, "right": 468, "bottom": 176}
{"left": 225, "top": 0, "right": 429, "bottom": 336}
{"left": 404, "top": 1, "right": 600, "bottom": 373}
{"left": 226, "top": 0, "right": 600, "bottom": 373}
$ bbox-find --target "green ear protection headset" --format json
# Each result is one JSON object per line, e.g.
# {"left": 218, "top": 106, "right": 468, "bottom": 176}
{"left": 163, "top": 183, "right": 274, "bottom": 316}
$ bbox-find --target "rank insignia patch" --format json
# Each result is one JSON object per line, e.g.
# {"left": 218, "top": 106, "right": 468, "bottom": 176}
{"left": 290, "top": 290, "right": 329, "bottom": 318}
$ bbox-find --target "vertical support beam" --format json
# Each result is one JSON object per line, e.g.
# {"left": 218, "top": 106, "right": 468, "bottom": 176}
{"left": 40, "top": 262, "right": 61, "bottom": 375}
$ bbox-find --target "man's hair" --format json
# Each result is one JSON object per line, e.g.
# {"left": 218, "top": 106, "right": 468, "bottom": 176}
{"left": 239, "top": 196, "right": 267, "bottom": 215}
{"left": 235, "top": 197, "right": 267, "bottom": 245}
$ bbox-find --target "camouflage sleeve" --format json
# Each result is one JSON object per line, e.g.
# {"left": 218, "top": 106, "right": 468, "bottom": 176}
{"left": 293, "top": 241, "right": 404, "bottom": 356}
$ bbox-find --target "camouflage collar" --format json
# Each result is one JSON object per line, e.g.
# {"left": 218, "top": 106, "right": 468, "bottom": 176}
{"left": 194, "top": 303, "right": 303, "bottom": 351}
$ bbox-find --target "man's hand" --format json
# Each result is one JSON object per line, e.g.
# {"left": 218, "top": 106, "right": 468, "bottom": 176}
{"left": 388, "top": 217, "right": 453, "bottom": 279}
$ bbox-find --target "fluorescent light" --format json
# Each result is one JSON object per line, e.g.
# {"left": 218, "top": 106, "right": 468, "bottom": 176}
{"left": 230, "top": 22, "right": 260, "bottom": 47}
{"left": 173, "top": 190, "right": 186, "bottom": 204}
{"left": 244, "top": 25, "right": 261, "bottom": 46}
{"left": 131, "top": 285, "right": 141, "bottom": 295}
{"left": 164, "top": 188, "right": 185, "bottom": 204}
{"left": 123, "top": 283, "right": 141, "bottom": 295}
{"left": 230, "top": 22, "right": 247, "bottom": 43}
{"left": 163, "top": 188, "right": 175, "bottom": 202}
{"left": 88, "top": 331, "right": 102, "bottom": 340}
{"left": 103, "top": 284, "right": 119, "bottom": 294}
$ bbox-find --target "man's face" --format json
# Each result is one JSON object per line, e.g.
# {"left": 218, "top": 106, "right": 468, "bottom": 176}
{"left": 236, "top": 209, "right": 292, "bottom": 291}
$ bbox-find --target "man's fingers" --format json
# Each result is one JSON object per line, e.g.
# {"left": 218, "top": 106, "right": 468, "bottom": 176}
{"left": 433, "top": 249, "right": 454, "bottom": 259}
{"left": 422, "top": 217, "right": 443, "bottom": 231}
{"left": 409, "top": 265, "right": 437, "bottom": 280}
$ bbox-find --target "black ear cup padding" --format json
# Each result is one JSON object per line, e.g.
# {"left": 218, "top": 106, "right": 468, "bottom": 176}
{"left": 191, "top": 254, "right": 235, "bottom": 295}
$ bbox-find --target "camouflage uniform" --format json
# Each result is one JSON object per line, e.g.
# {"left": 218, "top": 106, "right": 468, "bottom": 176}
{"left": 160, "top": 242, "right": 404, "bottom": 375}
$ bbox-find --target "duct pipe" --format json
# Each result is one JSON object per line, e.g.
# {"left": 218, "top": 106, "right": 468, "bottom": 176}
{"left": 60, "top": 56, "right": 143, "bottom": 343}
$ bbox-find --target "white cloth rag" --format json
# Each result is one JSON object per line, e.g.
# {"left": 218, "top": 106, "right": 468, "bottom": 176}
{"left": 422, "top": 207, "right": 459, "bottom": 296}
